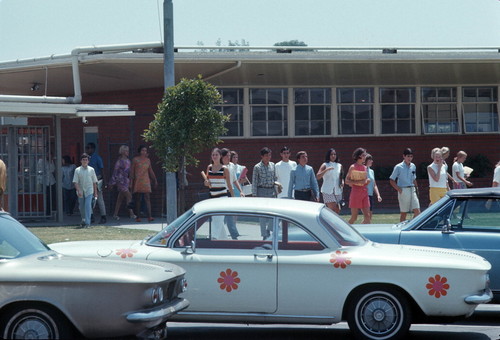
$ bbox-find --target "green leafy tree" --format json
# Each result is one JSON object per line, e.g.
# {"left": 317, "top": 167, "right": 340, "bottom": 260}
{"left": 144, "top": 76, "right": 228, "bottom": 212}
{"left": 274, "top": 40, "right": 308, "bottom": 46}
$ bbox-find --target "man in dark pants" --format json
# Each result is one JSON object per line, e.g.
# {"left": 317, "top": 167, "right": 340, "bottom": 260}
{"left": 288, "top": 151, "right": 319, "bottom": 202}
{"left": 252, "top": 147, "right": 276, "bottom": 239}
{"left": 86, "top": 142, "right": 107, "bottom": 224}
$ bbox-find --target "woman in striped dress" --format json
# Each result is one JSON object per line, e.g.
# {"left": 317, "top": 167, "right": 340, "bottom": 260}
{"left": 204, "top": 148, "right": 234, "bottom": 239}
{"left": 205, "top": 148, "right": 234, "bottom": 198}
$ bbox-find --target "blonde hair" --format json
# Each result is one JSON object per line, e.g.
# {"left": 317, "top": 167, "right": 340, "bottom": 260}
{"left": 453, "top": 150, "right": 467, "bottom": 163}
{"left": 118, "top": 145, "right": 129, "bottom": 155}
{"left": 431, "top": 147, "right": 441, "bottom": 159}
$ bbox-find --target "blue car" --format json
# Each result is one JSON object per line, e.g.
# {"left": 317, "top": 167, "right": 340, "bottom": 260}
{"left": 355, "top": 187, "right": 500, "bottom": 302}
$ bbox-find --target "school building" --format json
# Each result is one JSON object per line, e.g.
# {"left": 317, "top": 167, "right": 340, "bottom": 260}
{"left": 0, "top": 44, "right": 499, "bottom": 219}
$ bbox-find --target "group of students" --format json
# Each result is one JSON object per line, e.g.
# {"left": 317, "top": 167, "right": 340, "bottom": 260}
{"left": 201, "top": 146, "right": 383, "bottom": 227}
{"left": 203, "top": 145, "right": 500, "bottom": 230}
{"left": 67, "top": 144, "right": 157, "bottom": 228}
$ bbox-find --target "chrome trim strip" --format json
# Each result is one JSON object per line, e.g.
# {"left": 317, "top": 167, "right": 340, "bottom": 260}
{"left": 464, "top": 289, "right": 493, "bottom": 305}
{"left": 178, "top": 311, "right": 335, "bottom": 320}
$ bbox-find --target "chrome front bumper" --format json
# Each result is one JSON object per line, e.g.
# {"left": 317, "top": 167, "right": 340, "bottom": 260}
{"left": 464, "top": 288, "right": 493, "bottom": 305}
{"left": 127, "top": 298, "right": 190, "bottom": 323}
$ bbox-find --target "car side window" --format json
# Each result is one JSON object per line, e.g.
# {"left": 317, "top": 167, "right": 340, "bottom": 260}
{"left": 174, "top": 214, "right": 274, "bottom": 250}
{"left": 278, "top": 219, "right": 324, "bottom": 251}
{"left": 419, "top": 201, "right": 455, "bottom": 230}
{"left": 461, "top": 198, "right": 500, "bottom": 230}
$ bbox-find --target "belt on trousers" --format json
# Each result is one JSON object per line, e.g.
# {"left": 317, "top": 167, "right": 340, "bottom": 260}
{"left": 258, "top": 186, "right": 274, "bottom": 189}
{"left": 401, "top": 186, "right": 414, "bottom": 188}
{"left": 295, "top": 189, "right": 311, "bottom": 192}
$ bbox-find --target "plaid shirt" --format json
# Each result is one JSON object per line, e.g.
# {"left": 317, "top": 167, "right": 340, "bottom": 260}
{"left": 252, "top": 161, "right": 276, "bottom": 196}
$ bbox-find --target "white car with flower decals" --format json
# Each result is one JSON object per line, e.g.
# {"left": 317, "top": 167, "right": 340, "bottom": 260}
{"left": 50, "top": 198, "right": 492, "bottom": 340}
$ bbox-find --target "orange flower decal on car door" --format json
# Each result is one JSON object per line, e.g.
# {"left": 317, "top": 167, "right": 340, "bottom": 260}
{"left": 217, "top": 268, "right": 241, "bottom": 292}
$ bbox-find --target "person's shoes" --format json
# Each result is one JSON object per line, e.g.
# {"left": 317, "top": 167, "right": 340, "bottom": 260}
{"left": 91, "top": 214, "right": 95, "bottom": 223}
{"left": 77, "top": 221, "right": 86, "bottom": 229}
{"left": 148, "top": 217, "right": 155, "bottom": 222}
{"left": 113, "top": 215, "right": 120, "bottom": 221}
{"left": 100, "top": 216, "right": 107, "bottom": 224}
{"left": 130, "top": 213, "right": 137, "bottom": 219}
{"left": 135, "top": 218, "right": 142, "bottom": 222}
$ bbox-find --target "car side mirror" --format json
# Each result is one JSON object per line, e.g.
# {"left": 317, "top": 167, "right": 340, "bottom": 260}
{"left": 441, "top": 218, "right": 454, "bottom": 234}
{"left": 182, "top": 240, "right": 196, "bottom": 255}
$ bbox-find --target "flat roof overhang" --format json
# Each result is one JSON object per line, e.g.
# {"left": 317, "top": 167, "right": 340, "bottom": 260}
{"left": 1, "top": 50, "right": 499, "bottom": 97}
{"left": 0, "top": 101, "right": 135, "bottom": 118}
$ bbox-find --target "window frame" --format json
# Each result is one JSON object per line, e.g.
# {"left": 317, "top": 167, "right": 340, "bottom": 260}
{"left": 461, "top": 86, "right": 499, "bottom": 134}
{"left": 293, "top": 88, "right": 332, "bottom": 136}
{"left": 250, "top": 88, "right": 288, "bottom": 137}
{"left": 421, "top": 87, "right": 459, "bottom": 134}
{"left": 379, "top": 87, "right": 416, "bottom": 135}
{"left": 337, "top": 87, "right": 374, "bottom": 135}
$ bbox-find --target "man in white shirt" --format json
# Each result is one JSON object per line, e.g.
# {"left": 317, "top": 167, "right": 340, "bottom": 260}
{"left": 275, "top": 146, "right": 297, "bottom": 198}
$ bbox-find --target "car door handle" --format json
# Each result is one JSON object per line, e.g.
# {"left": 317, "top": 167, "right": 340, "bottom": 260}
{"left": 254, "top": 253, "right": 273, "bottom": 260}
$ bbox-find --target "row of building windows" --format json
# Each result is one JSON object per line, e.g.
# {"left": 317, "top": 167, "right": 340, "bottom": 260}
{"left": 215, "top": 86, "right": 499, "bottom": 137}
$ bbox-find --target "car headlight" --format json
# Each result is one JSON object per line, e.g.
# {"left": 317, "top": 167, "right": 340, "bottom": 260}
{"left": 151, "top": 286, "right": 164, "bottom": 304}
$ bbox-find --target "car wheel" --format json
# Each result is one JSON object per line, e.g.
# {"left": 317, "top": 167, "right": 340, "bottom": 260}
{"left": 0, "top": 305, "right": 72, "bottom": 340}
{"left": 347, "top": 286, "right": 411, "bottom": 340}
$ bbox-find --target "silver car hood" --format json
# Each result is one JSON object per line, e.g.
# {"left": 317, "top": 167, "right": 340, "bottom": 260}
{"left": 5, "top": 249, "right": 184, "bottom": 283}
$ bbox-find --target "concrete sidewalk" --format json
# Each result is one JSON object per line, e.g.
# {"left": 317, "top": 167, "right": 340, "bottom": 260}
{"left": 22, "top": 213, "right": 166, "bottom": 232}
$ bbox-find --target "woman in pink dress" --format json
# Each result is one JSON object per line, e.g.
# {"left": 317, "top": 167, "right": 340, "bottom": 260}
{"left": 345, "top": 147, "right": 371, "bottom": 224}
{"left": 130, "top": 145, "right": 157, "bottom": 222}
{"left": 109, "top": 145, "right": 136, "bottom": 220}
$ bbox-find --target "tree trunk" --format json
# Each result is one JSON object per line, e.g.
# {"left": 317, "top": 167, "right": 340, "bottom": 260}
{"left": 177, "top": 156, "right": 186, "bottom": 215}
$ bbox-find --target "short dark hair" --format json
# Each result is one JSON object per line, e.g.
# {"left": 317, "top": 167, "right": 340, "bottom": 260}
{"left": 260, "top": 147, "right": 271, "bottom": 156}
{"left": 365, "top": 153, "right": 373, "bottom": 162}
{"left": 86, "top": 142, "right": 96, "bottom": 150}
{"left": 80, "top": 153, "right": 90, "bottom": 160}
{"left": 296, "top": 151, "right": 307, "bottom": 160}
{"left": 352, "top": 147, "right": 366, "bottom": 160}
{"left": 62, "top": 155, "right": 72, "bottom": 164}
{"left": 403, "top": 148, "right": 413, "bottom": 156}
{"left": 280, "top": 146, "right": 290, "bottom": 153}
{"left": 138, "top": 145, "right": 147, "bottom": 153}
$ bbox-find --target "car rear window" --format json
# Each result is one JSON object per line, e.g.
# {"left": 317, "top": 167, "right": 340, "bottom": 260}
{"left": 319, "top": 207, "right": 367, "bottom": 246}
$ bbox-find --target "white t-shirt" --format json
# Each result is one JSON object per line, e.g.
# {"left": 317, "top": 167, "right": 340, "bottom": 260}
{"left": 275, "top": 160, "right": 297, "bottom": 198}
{"left": 428, "top": 163, "right": 448, "bottom": 188}
{"left": 493, "top": 166, "right": 500, "bottom": 186}
{"left": 452, "top": 161, "right": 464, "bottom": 183}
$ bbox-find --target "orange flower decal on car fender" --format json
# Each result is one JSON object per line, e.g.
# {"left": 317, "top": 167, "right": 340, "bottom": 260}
{"left": 217, "top": 268, "right": 241, "bottom": 292}
{"left": 115, "top": 248, "right": 138, "bottom": 259}
{"left": 329, "top": 250, "right": 351, "bottom": 269}
{"left": 426, "top": 274, "right": 450, "bottom": 298}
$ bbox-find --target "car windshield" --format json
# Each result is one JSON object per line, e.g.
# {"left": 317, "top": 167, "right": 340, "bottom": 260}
{"left": 404, "top": 194, "right": 451, "bottom": 230}
{"left": 147, "top": 209, "right": 194, "bottom": 247}
{"left": 319, "top": 207, "right": 367, "bottom": 246}
{"left": 0, "top": 213, "right": 50, "bottom": 259}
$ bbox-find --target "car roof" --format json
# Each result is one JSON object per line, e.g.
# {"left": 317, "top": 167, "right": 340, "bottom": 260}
{"left": 192, "top": 197, "right": 323, "bottom": 218}
{"left": 447, "top": 187, "right": 500, "bottom": 198}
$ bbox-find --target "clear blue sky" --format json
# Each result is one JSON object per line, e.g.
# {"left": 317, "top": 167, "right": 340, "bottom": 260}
{"left": 0, "top": 0, "right": 499, "bottom": 61}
